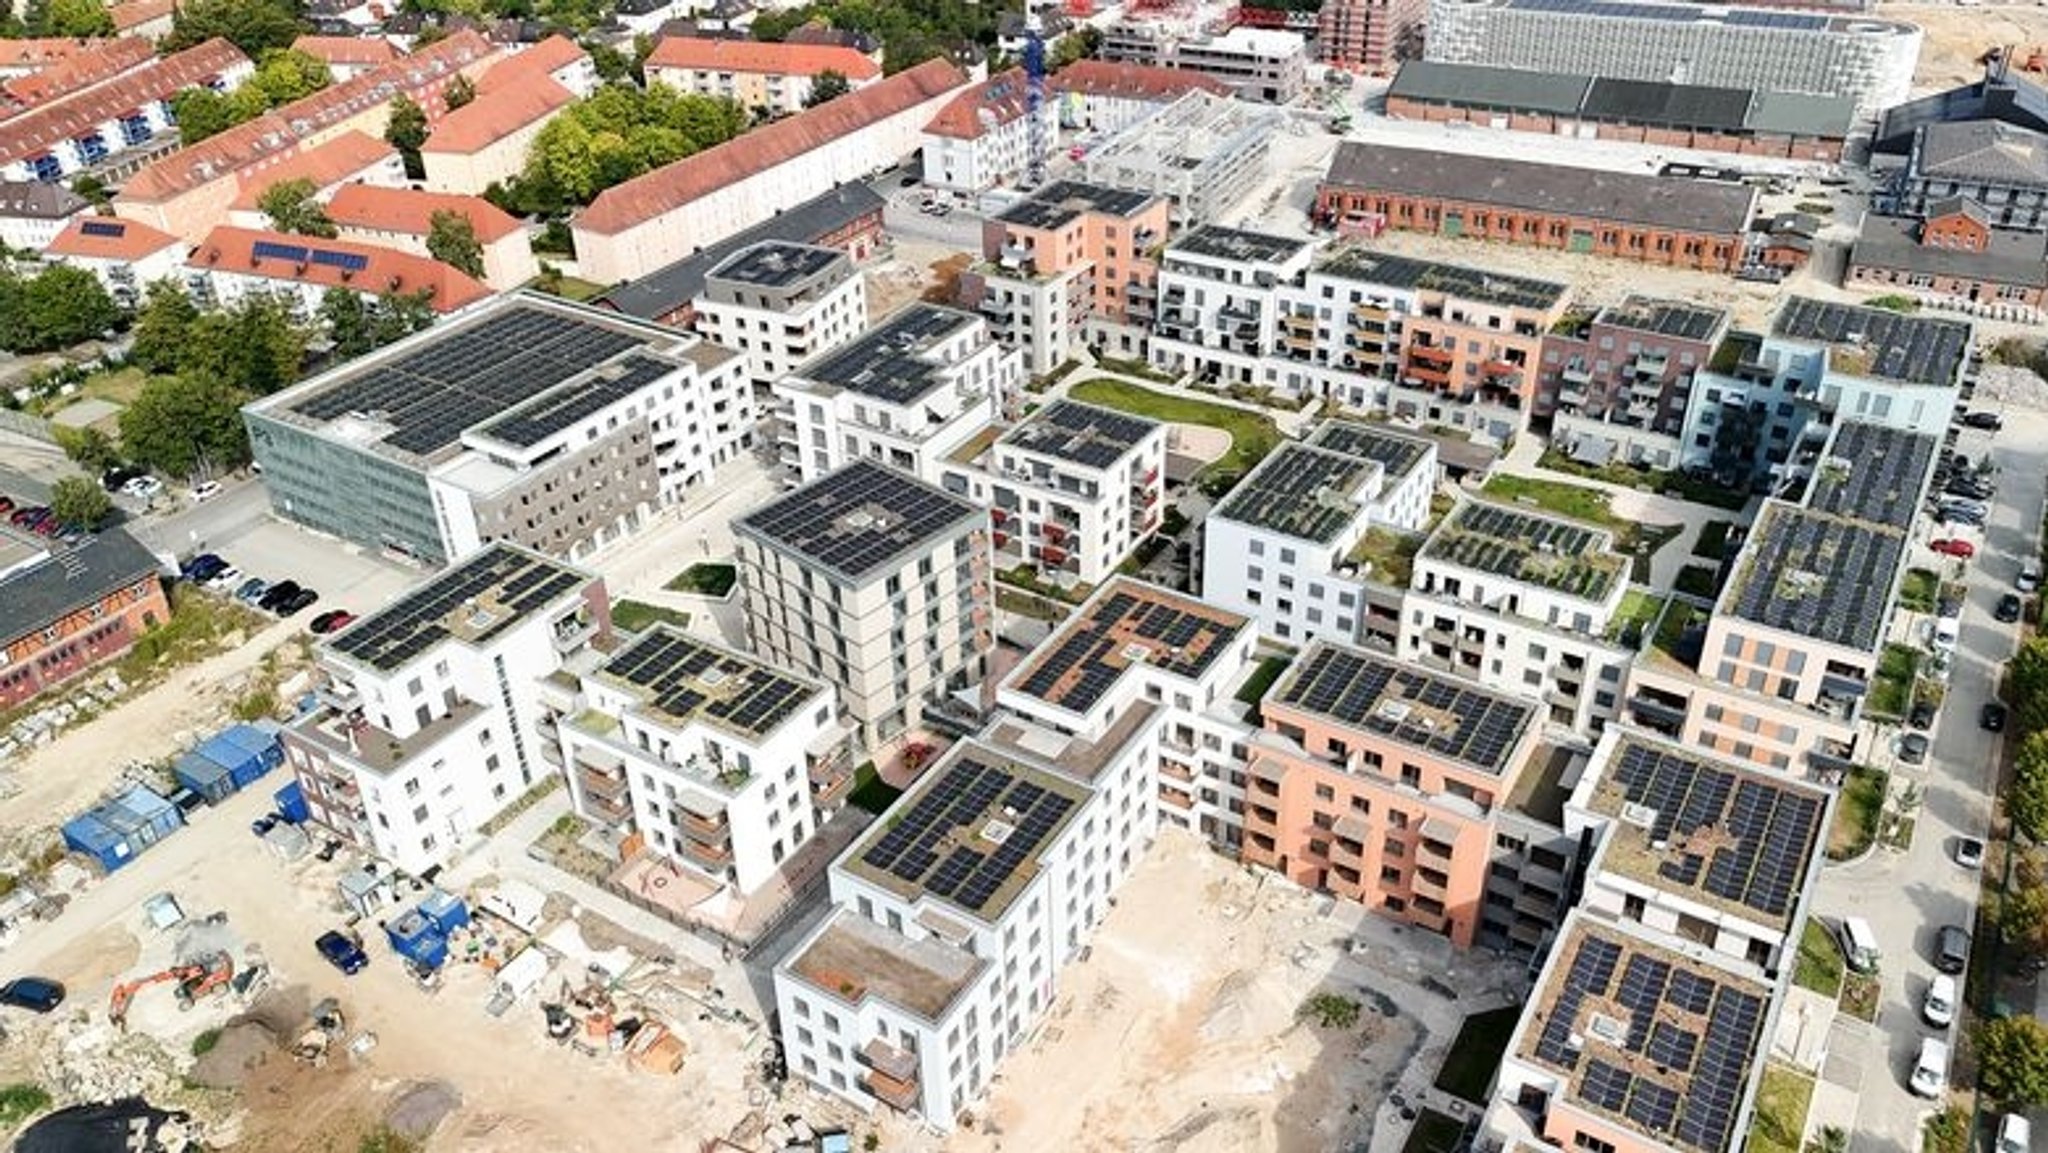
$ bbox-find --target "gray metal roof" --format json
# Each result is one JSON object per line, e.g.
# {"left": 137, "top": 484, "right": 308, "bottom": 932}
{"left": 1745, "top": 90, "right": 1857, "bottom": 139}
{"left": 1916, "top": 120, "right": 2048, "bottom": 187}
{"left": 0, "top": 528, "right": 161, "bottom": 646}
{"left": 1849, "top": 215, "right": 2048, "bottom": 290}
{"left": 1582, "top": 77, "right": 1751, "bottom": 132}
{"left": 1388, "top": 60, "right": 1589, "bottom": 115}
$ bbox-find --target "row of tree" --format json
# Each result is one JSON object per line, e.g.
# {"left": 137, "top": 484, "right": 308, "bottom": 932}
{"left": 750, "top": 0, "right": 1001, "bottom": 75}
{"left": 170, "top": 48, "right": 333, "bottom": 145}
{"left": 0, "top": 0, "right": 113, "bottom": 38}
{"left": 0, "top": 265, "right": 122, "bottom": 354}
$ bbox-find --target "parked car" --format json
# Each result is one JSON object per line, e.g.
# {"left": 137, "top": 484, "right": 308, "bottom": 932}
{"left": 1909, "top": 700, "right": 1936, "bottom": 730}
{"left": 1930, "top": 539, "right": 1976, "bottom": 558}
{"left": 1899, "top": 733, "right": 1930, "bottom": 764}
{"left": 1956, "top": 836, "right": 1987, "bottom": 869}
{"left": 1998, "top": 1114, "right": 2032, "bottom": 1153}
{"left": 315, "top": 930, "right": 368, "bottom": 976}
{"left": 276, "top": 587, "right": 319, "bottom": 615}
{"left": 1985, "top": 702, "right": 2009, "bottom": 731}
{"left": 1998, "top": 593, "right": 2025, "bottom": 623}
{"left": 122, "top": 475, "right": 163, "bottom": 500}
{"left": 184, "top": 555, "right": 228, "bottom": 583}
{"left": 102, "top": 465, "right": 146, "bottom": 491}
{"left": 1963, "top": 411, "right": 2005, "bottom": 431}
{"left": 2023, "top": 565, "right": 2043, "bottom": 593}
{"left": 235, "top": 577, "right": 269, "bottom": 603}
{"left": 0, "top": 496, "right": 13, "bottom": 516}
{"left": 1924, "top": 973, "right": 1957, "bottom": 1028}
{"left": 310, "top": 609, "right": 356, "bottom": 635}
{"left": 0, "top": 976, "right": 65, "bottom": 1013}
{"left": 1936, "top": 924, "right": 1971, "bottom": 974}
{"left": 190, "top": 480, "right": 223, "bottom": 502}
{"left": 203, "top": 566, "right": 243, "bottom": 592}
{"left": 1946, "top": 477, "right": 1995, "bottom": 500}
{"left": 257, "top": 581, "right": 302, "bottom": 612}
{"left": 1911, "top": 1038, "right": 1950, "bottom": 1098}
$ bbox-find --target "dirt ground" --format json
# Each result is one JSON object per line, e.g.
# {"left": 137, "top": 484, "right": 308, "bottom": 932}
{"left": 1888, "top": 3, "right": 2048, "bottom": 91}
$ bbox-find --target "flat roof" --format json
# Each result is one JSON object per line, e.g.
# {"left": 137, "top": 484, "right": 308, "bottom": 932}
{"left": 1323, "top": 141, "right": 1756, "bottom": 237}
{"left": 1493, "top": 0, "right": 1840, "bottom": 31}
{"left": 1388, "top": 60, "right": 1854, "bottom": 139}
{"left": 1422, "top": 500, "right": 1625, "bottom": 603}
{"left": 793, "top": 303, "right": 979, "bottom": 406}
{"left": 1169, "top": 223, "right": 1311, "bottom": 265}
{"left": 998, "top": 399, "right": 1159, "bottom": 469}
{"left": 1584, "top": 76, "right": 1753, "bottom": 133}
{"left": 1851, "top": 215, "right": 2048, "bottom": 290}
{"left": 706, "top": 240, "right": 845, "bottom": 289}
{"left": 1523, "top": 916, "right": 1772, "bottom": 1153}
{"left": 994, "top": 180, "right": 1156, "bottom": 230}
{"left": 1806, "top": 422, "right": 1936, "bottom": 530}
{"left": 0, "top": 527, "right": 160, "bottom": 646}
{"left": 1319, "top": 248, "right": 1567, "bottom": 311}
{"left": 326, "top": 542, "right": 587, "bottom": 673}
{"left": 473, "top": 351, "right": 676, "bottom": 450}
{"left": 736, "top": 459, "right": 983, "bottom": 585}
{"left": 1008, "top": 577, "right": 1247, "bottom": 713}
{"left": 785, "top": 908, "right": 983, "bottom": 1022}
{"left": 1770, "top": 296, "right": 1971, "bottom": 387}
{"left": 845, "top": 741, "right": 1092, "bottom": 923}
{"left": 1584, "top": 730, "right": 1825, "bottom": 931}
{"left": 1309, "top": 420, "right": 1434, "bottom": 481}
{"left": 1598, "top": 296, "right": 1728, "bottom": 342}
{"left": 256, "top": 294, "right": 684, "bottom": 464}
{"left": 594, "top": 624, "right": 821, "bottom": 740}
{"left": 1723, "top": 502, "right": 1903, "bottom": 651}
{"left": 1270, "top": 642, "right": 1534, "bottom": 775}
{"left": 1214, "top": 442, "right": 1378, "bottom": 542}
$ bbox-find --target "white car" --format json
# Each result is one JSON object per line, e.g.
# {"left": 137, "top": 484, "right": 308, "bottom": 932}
{"left": 191, "top": 481, "right": 222, "bottom": 502}
{"left": 2021, "top": 565, "right": 2042, "bottom": 594}
{"left": 121, "top": 476, "right": 163, "bottom": 499}
{"left": 1999, "top": 1114, "right": 2032, "bottom": 1153}
{"left": 203, "top": 566, "right": 242, "bottom": 591}
{"left": 1911, "top": 1037, "right": 1950, "bottom": 1098}
{"left": 1923, "top": 974, "right": 1956, "bottom": 1028}
{"left": 1932, "top": 618, "right": 1959, "bottom": 653}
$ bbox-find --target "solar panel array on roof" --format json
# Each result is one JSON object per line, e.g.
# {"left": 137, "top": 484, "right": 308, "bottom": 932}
{"left": 1001, "top": 400, "right": 1159, "bottom": 469}
{"left": 708, "top": 240, "right": 843, "bottom": 289}
{"left": 475, "top": 352, "right": 676, "bottom": 449}
{"left": 1530, "top": 926, "right": 1768, "bottom": 1153}
{"left": 855, "top": 751, "right": 1080, "bottom": 918}
{"left": 289, "top": 303, "right": 648, "bottom": 458}
{"left": 1015, "top": 583, "right": 1243, "bottom": 711}
{"left": 1601, "top": 297, "right": 1726, "bottom": 342}
{"left": 1171, "top": 224, "right": 1308, "bottom": 264}
{"left": 996, "top": 180, "right": 1154, "bottom": 229}
{"left": 1728, "top": 504, "right": 1903, "bottom": 650}
{"left": 797, "top": 304, "right": 972, "bottom": 405}
{"left": 739, "top": 459, "right": 980, "bottom": 583}
{"left": 1771, "top": 296, "right": 1970, "bottom": 387}
{"left": 329, "top": 544, "right": 584, "bottom": 671}
{"left": 1503, "top": 0, "right": 1830, "bottom": 29}
{"left": 1214, "top": 443, "right": 1373, "bottom": 543}
{"left": 1608, "top": 738, "right": 1823, "bottom": 920}
{"left": 1425, "top": 502, "right": 1621, "bottom": 600}
{"left": 1275, "top": 645, "right": 1532, "bottom": 774}
{"left": 1805, "top": 422, "right": 1935, "bottom": 530}
{"left": 79, "top": 218, "right": 125, "bottom": 237}
{"left": 1309, "top": 421, "right": 1432, "bottom": 480}
{"left": 600, "top": 625, "right": 815, "bottom": 736}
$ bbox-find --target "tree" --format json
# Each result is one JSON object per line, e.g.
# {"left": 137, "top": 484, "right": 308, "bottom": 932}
{"left": 130, "top": 281, "right": 201, "bottom": 374}
{"left": 169, "top": 87, "right": 250, "bottom": 145}
{"left": 319, "top": 287, "right": 372, "bottom": 358}
{"left": 386, "top": 95, "right": 430, "bottom": 181}
{"left": 1979, "top": 1017, "right": 2048, "bottom": 1107}
{"left": 1051, "top": 26, "right": 1103, "bottom": 68}
{"left": 49, "top": 477, "right": 112, "bottom": 529}
{"left": 0, "top": 264, "right": 121, "bottom": 353}
{"left": 2012, "top": 636, "right": 2048, "bottom": 737}
{"left": 443, "top": 72, "right": 476, "bottom": 112}
{"left": 426, "top": 210, "right": 485, "bottom": 278}
{"left": 256, "top": 178, "right": 338, "bottom": 238}
{"left": 804, "top": 69, "right": 851, "bottom": 107}
{"left": 250, "top": 48, "right": 332, "bottom": 106}
{"left": 165, "top": 0, "right": 306, "bottom": 56}
{"left": 514, "top": 85, "right": 749, "bottom": 208}
{"left": 119, "top": 376, "right": 252, "bottom": 478}
{"left": 2004, "top": 872, "right": 2048, "bottom": 966}
{"left": 369, "top": 291, "right": 437, "bottom": 346}
{"left": 2015, "top": 736, "right": 2048, "bottom": 844}
{"left": 69, "top": 174, "right": 111, "bottom": 207}
{"left": 37, "top": 0, "right": 113, "bottom": 36}
{"left": 182, "top": 296, "right": 307, "bottom": 396}
{"left": 54, "top": 426, "right": 121, "bottom": 476}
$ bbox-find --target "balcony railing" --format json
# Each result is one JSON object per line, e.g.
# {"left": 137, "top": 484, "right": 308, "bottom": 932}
{"left": 1160, "top": 786, "right": 1195, "bottom": 810}
{"left": 859, "top": 1038, "right": 920, "bottom": 1083}
{"left": 678, "top": 807, "right": 730, "bottom": 842}
{"left": 862, "top": 1068, "right": 921, "bottom": 1112}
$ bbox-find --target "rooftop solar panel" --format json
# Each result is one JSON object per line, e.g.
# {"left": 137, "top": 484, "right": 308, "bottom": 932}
{"left": 1726, "top": 503, "right": 1904, "bottom": 650}
{"left": 796, "top": 303, "right": 977, "bottom": 405}
{"left": 1273, "top": 644, "right": 1533, "bottom": 774}
{"left": 1214, "top": 443, "right": 1375, "bottom": 543}
{"left": 1000, "top": 400, "right": 1160, "bottom": 469}
{"left": 328, "top": 543, "right": 585, "bottom": 672}
{"left": 1010, "top": 579, "right": 1245, "bottom": 712}
{"left": 737, "top": 459, "right": 982, "bottom": 584}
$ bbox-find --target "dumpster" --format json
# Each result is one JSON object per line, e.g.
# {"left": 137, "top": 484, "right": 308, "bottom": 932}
{"left": 273, "top": 781, "right": 310, "bottom": 825}
{"left": 172, "top": 752, "right": 236, "bottom": 805}
{"left": 385, "top": 910, "right": 449, "bottom": 969}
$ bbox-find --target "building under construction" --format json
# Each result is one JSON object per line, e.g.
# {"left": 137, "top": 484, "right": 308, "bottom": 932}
{"left": 1079, "top": 90, "right": 1282, "bottom": 225}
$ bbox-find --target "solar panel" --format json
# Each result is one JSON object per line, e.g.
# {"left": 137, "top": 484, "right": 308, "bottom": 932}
{"left": 1012, "top": 584, "right": 1242, "bottom": 711}
{"left": 738, "top": 460, "right": 982, "bottom": 583}
{"left": 80, "top": 219, "right": 124, "bottom": 237}
{"left": 310, "top": 247, "right": 370, "bottom": 272}
{"left": 330, "top": 545, "right": 585, "bottom": 671}
{"left": 253, "top": 239, "right": 309, "bottom": 264}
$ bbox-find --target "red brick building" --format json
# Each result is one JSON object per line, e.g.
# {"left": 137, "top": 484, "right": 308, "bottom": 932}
{"left": 1847, "top": 198, "right": 2048, "bottom": 309}
{"left": 1314, "top": 141, "right": 1759, "bottom": 273}
{"left": 0, "top": 527, "right": 169, "bottom": 709}
{"left": 1315, "top": 0, "right": 1424, "bottom": 75}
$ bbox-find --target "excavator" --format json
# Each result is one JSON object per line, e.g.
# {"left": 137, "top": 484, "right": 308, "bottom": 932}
{"left": 107, "top": 954, "right": 235, "bottom": 1031}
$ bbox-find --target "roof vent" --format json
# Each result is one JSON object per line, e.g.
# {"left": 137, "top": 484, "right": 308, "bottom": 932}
{"left": 1121, "top": 642, "right": 1150, "bottom": 663}
{"left": 1586, "top": 1013, "right": 1628, "bottom": 1047}
{"left": 1621, "top": 801, "right": 1659, "bottom": 828}
{"left": 1377, "top": 700, "right": 1411, "bottom": 724}
{"left": 981, "top": 819, "right": 1015, "bottom": 846}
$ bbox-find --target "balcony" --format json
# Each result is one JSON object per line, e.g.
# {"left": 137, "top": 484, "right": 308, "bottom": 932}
{"left": 678, "top": 837, "right": 732, "bottom": 870}
{"left": 862, "top": 1067, "right": 922, "bottom": 1113}
{"left": 678, "top": 806, "right": 731, "bottom": 843}
{"left": 1160, "top": 785, "right": 1195, "bottom": 810}
{"left": 579, "top": 760, "right": 629, "bottom": 801}
{"left": 1125, "top": 279, "right": 1156, "bottom": 299}
{"left": 1160, "top": 757, "right": 1195, "bottom": 782}
{"left": 859, "top": 1037, "right": 920, "bottom": 1083}
{"left": 1411, "top": 871, "right": 1449, "bottom": 901}
{"left": 584, "top": 787, "right": 631, "bottom": 824}
{"left": 1513, "top": 887, "right": 1559, "bottom": 919}
{"left": 316, "top": 679, "right": 361, "bottom": 711}
{"left": 552, "top": 615, "right": 597, "bottom": 654}
{"left": 1404, "top": 362, "right": 1452, "bottom": 388}
{"left": 1041, "top": 522, "right": 1068, "bottom": 544}
{"left": 980, "top": 295, "right": 1013, "bottom": 320}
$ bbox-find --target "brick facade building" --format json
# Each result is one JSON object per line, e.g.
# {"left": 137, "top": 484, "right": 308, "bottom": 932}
{"left": 0, "top": 528, "right": 169, "bottom": 710}
{"left": 1847, "top": 199, "right": 2048, "bottom": 309}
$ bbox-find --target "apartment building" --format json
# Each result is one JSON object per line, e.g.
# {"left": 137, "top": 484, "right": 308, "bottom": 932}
{"left": 692, "top": 241, "right": 868, "bottom": 393}
{"left": 1877, "top": 120, "right": 2048, "bottom": 229}
{"left": 1317, "top": 0, "right": 1424, "bottom": 74}
{"left": 290, "top": 34, "right": 399, "bottom": 81}
{"left": 770, "top": 303, "right": 1024, "bottom": 486}
{"left": 645, "top": 36, "right": 880, "bottom": 116}
{"left": 1101, "top": 23, "right": 1308, "bottom": 103}
{"left": 920, "top": 68, "right": 1057, "bottom": 198}
{"left": 1404, "top": 499, "right": 1636, "bottom": 733}
{"left": 552, "top": 624, "right": 839, "bottom": 894}
{"left": 1150, "top": 223, "right": 1318, "bottom": 387}
{"left": 419, "top": 38, "right": 591, "bottom": 195}
{"left": 1202, "top": 419, "right": 1438, "bottom": 646}
{"left": 735, "top": 459, "right": 993, "bottom": 745}
{"left": 1629, "top": 420, "right": 1937, "bottom": 775}
{"left": 960, "top": 180, "right": 1171, "bottom": 374}
{"left": 1315, "top": 142, "right": 1759, "bottom": 274}
{"left": 245, "top": 293, "right": 752, "bottom": 565}
{"left": 42, "top": 215, "right": 184, "bottom": 308}
{"left": 1244, "top": 641, "right": 1588, "bottom": 952}
{"left": 0, "top": 181, "right": 87, "bottom": 252}
{"left": 1540, "top": 297, "right": 1730, "bottom": 471}
{"left": 224, "top": 131, "right": 406, "bottom": 230}
{"left": 1048, "top": 58, "right": 1228, "bottom": 136}
{"left": 937, "top": 399, "right": 1168, "bottom": 586}
{"left": 0, "top": 527, "right": 170, "bottom": 711}
{"left": 5, "top": 39, "right": 159, "bottom": 112}
{"left": 0, "top": 38, "right": 253, "bottom": 183}
{"left": 1080, "top": 90, "right": 1280, "bottom": 226}
{"left": 324, "top": 183, "right": 540, "bottom": 292}
{"left": 185, "top": 226, "right": 491, "bottom": 319}
{"left": 282, "top": 543, "right": 611, "bottom": 875}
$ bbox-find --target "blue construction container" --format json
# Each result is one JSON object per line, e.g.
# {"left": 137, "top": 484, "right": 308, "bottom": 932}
{"left": 61, "top": 786, "right": 183, "bottom": 872}
{"left": 61, "top": 813, "right": 128, "bottom": 872}
{"left": 220, "top": 724, "right": 284, "bottom": 778}
{"left": 194, "top": 732, "right": 266, "bottom": 791}
{"left": 416, "top": 890, "right": 470, "bottom": 936}
{"left": 273, "top": 781, "right": 309, "bottom": 825}
{"left": 172, "top": 752, "right": 237, "bottom": 805}
{"left": 384, "top": 910, "right": 449, "bottom": 969}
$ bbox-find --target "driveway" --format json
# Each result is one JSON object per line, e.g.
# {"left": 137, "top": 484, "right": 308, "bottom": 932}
{"left": 1821, "top": 411, "right": 2048, "bottom": 1153}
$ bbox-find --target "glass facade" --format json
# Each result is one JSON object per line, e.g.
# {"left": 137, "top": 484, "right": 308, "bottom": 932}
{"left": 244, "top": 411, "right": 447, "bottom": 563}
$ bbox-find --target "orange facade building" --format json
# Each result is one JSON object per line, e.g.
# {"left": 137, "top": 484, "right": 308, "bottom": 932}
{"left": 0, "top": 527, "right": 168, "bottom": 709}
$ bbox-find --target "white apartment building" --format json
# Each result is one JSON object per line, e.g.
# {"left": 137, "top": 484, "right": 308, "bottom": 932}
{"left": 644, "top": 36, "right": 881, "bottom": 116}
{"left": 693, "top": 240, "right": 868, "bottom": 394}
{"left": 735, "top": 459, "right": 995, "bottom": 745}
{"left": 1151, "top": 224, "right": 1318, "bottom": 388}
{"left": 551, "top": 624, "right": 839, "bottom": 894}
{"left": 0, "top": 39, "right": 254, "bottom": 183}
{"left": 0, "top": 181, "right": 88, "bottom": 252}
{"left": 920, "top": 67, "right": 1059, "bottom": 198}
{"left": 771, "top": 303, "right": 1024, "bottom": 486}
{"left": 41, "top": 215, "right": 185, "bottom": 309}
{"left": 935, "top": 399, "right": 1168, "bottom": 587}
{"left": 1202, "top": 419, "right": 1438, "bottom": 646}
{"left": 280, "top": 543, "right": 606, "bottom": 876}
{"left": 1403, "top": 499, "right": 1636, "bottom": 733}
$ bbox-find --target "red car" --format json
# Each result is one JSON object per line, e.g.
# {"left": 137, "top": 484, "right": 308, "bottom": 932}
{"left": 1930, "top": 538, "right": 1976, "bottom": 559}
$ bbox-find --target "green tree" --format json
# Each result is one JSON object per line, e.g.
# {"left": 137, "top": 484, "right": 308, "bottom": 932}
{"left": 385, "top": 95, "right": 430, "bottom": 181}
{"left": 49, "top": 476, "right": 112, "bottom": 528}
{"left": 250, "top": 48, "right": 332, "bottom": 106}
{"left": 256, "top": 178, "right": 338, "bottom": 238}
{"left": 69, "top": 175, "right": 111, "bottom": 207}
{"left": 182, "top": 296, "right": 307, "bottom": 396}
{"left": 130, "top": 281, "right": 201, "bottom": 374}
{"left": 588, "top": 42, "right": 631, "bottom": 83}
{"left": 1051, "top": 26, "right": 1103, "bottom": 68}
{"left": 37, "top": 0, "right": 114, "bottom": 36}
{"left": 165, "top": 0, "right": 306, "bottom": 56}
{"left": 1979, "top": 1016, "right": 2048, "bottom": 1107}
{"left": 515, "top": 85, "right": 748, "bottom": 208}
{"left": 2015, "top": 733, "right": 2048, "bottom": 844}
{"left": 804, "top": 69, "right": 851, "bottom": 107}
{"left": 0, "top": 264, "right": 121, "bottom": 353}
{"left": 370, "top": 291, "right": 437, "bottom": 346}
{"left": 319, "top": 287, "right": 372, "bottom": 358}
{"left": 54, "top": 426, "right": 122, "bottom": 476}
{"left": 2005, "top": 874, "right": 2048, "bottom": 967}
{"left": 426, "top": 210, "right": 485, "bottom": 278}
{"left": 119, "top": 375, "right": 252, "bottom": 478}
{"left": 2012, "top": 636, "right": 2048, "bottom": 736}
{"left": 443, "top": 72, "right": 477, "bottom": 111}
{"left": 169, "top": 87, "right": 250, "bottom": 145}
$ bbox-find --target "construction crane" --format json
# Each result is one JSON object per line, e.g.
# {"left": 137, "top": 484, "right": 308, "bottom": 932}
{"left": 1024, "top": 0, "right": 1049, "bottom": 187}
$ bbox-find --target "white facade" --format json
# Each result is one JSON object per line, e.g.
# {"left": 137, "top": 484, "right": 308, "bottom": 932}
{"left": 0, "top": 187, "right": 87, "bottom": 251}
{"left": 693, "top": 241, "right": 869, "bottom": 392}
{"left": 921, "top": 102, "right": 1060, "bottom": 197}
{"left": 0, "top": 44, "right": 256, "bottom": 183}
{"left": 971, "top": 263, "right": 1091, "bottom": 379}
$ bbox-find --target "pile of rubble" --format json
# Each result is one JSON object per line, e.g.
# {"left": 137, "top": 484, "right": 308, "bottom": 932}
{"left": 0, "top": 671, "right": 132, "bottom": 768}
{"left": 1973, "top": 363, "right": 2048, "bottom": 411}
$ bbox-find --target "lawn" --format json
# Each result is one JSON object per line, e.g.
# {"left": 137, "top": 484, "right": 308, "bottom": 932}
{"left": 612, "top": 600, "right": 690, "bottom": 633}
{"left": 1403, "top": 1109, "right": 1467, "bottom": 1153}
{"left": 665, "top": 563, "right": 736, "bottom": 598}
{"left": 1535, "top": 450, "right": 1749, "bottom": 511}
{"left": 847, "top": 762, "right": 903, "bottom": 815}
{"left": 1675, "top": 563, "right": 1722, "bottom": 601}
{"left": 1899, "top": 568, "right": 1939, "bottom": 614}
{"left": 1868, "top": 643, "right": 1919, "bottom": 720}
{"left": 1349, "top": 528, "right": 1424, "bottom": 586}
{"left": 1483, "top": 474, "right": 1619, "bottom": 528}
{"left": 1652, "top": 600, "right": 1709, "bottom": 667}
{"left": 1792, "top": 919, "right": 1844, "bottom": 998}
{"left": 1826, "top": 767, "right": 1886, "bottom": 861}
{"left": 1750, "top": 1064, "right": 1815, "bottom": 1153}
{"left": 1433, "top": 1006, "right": 1522, "bottom": 1104}
{"left": 1067, "top": 378, "right": 1281, "bottom": 485}
{"left": 1693, "top": 520, "right": 1734, "bottom": 560}
{"left": 534, "top": 274, "right": 608, "bottom": 302}
{"left": 1606, "top": 589, "right": 1666, "bottom": 647}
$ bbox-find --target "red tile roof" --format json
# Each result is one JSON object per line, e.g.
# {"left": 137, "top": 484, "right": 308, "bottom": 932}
{"left": 120, "top": 31, "right": 495, "bottom": 202}
{"left": 1, "top": 36, "right": 154, "bottom": 110}
{"left": 644, "top": 35, "right": 880, "bottom": 82}
{"left": 419, "top": 76, "right": 572, "bottom": 154}
{"left": 1051, "top": 58, "right": 1230, "bottom": 101}
{"left": 923, "top": 67, "right": 1032, "bottom": 140}
{"left": 45, "top": 214, "right": 181, "bottom": 260}
{"left": 190, "top": 224, "right": 492, "bottom": 311}
{"left": 0, "top": 39, "right": 108, "bottom": 71}
{"left": 230, "top": 131, "right": 399, "bottom": 210}
{"left": 579, "top": 57, "right": 965, "bottom": 236}
{"left": 325, "top": 183, "right": 522, "bottom": 242}
{"left": 481, "top": 34, "right": 586, "bottom": 86}
{"left": 291, "top": 35, "right": 401, "bottom": 68}
{"left": 0, "top": 39, "right": 250, "bottom": 169}
{"left": 108, "top": 0, "right": 175, "bottom": 33}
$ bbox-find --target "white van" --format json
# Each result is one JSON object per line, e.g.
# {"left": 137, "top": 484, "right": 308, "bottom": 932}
{"left": 1837, "top": 916, "right": 1881, "bottom": 973}
{"left": 1999, "top": 1114, "right": 2032, "bottom": 1153}
{"left": 1911, "top": 1037, "right": 1950, "bottom": 1098}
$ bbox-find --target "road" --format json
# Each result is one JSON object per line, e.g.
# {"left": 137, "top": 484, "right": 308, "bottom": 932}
{"left": 1826, "top": 410, "right": 2048, "bottom": 1153}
